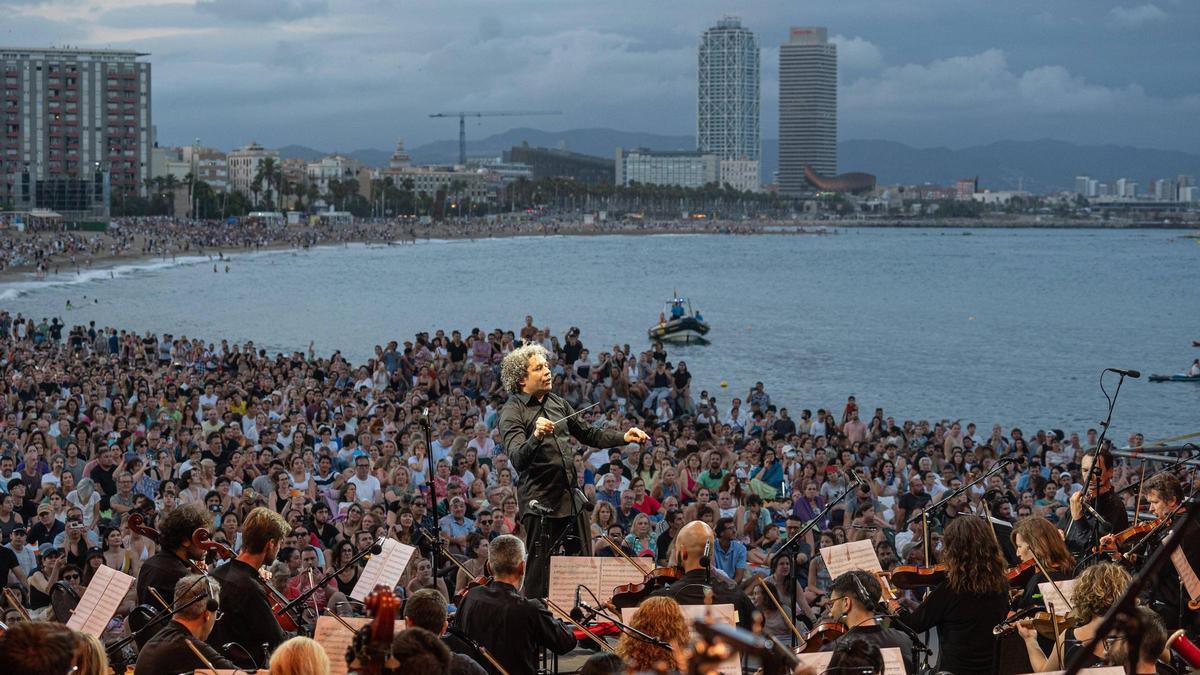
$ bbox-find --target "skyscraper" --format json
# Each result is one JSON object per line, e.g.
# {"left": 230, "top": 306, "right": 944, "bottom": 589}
{"left": 1, "top": 48, "right": 152, "bottom": 216}
{"left": 778, "top": 27, "right": 836, "bottom": 195}
{"left": 698, "top": 17, "right": 760, "bottom": 192}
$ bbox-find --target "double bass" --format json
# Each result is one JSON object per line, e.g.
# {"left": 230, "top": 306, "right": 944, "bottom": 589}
{"left": 347, "top": 586, "right": 401, "bottom": 675}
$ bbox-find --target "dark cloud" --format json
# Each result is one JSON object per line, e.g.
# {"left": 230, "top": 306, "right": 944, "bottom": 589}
{"left": 194, "top": 0, "right": 329, "bottom": 23}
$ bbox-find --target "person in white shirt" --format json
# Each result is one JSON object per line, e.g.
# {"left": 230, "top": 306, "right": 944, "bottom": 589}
{"left": 466, "top": 423, "right": 496, "bottom": 460}
{"left": 347, "top": 454, "right": 382, "bottom": 505}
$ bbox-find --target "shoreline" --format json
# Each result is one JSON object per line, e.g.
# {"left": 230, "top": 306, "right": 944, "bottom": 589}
{"left": 0, "top": 219, "right": 1195, "bottom": 287}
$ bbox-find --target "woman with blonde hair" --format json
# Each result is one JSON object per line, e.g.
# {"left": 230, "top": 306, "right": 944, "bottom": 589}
{"left": 72, "top": 631, "right": 109, "bottom": 675}
{"left": 269, "top": 636, "right": 331, "bottom": 675}
{"left": 615, "top": 596, "right": 689, "bottom": 671}
{"left": 1019, "top": 561, "right": 1132, "bottom": 672}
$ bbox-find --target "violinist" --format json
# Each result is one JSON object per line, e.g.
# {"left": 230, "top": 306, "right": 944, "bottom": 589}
{"left": 1065, "top": 449, "right": 1129, "bottom": 554}
{"left": 903, "top": 515, "right": 1010, "bottom": 675}
{"left": 649, "top": 520, "right": 755, "bottom": 630}
{"left": 134, "top": 574, "right": 237, "bottom": 674}
{"left": 136, "top": 503, "right": 213, "bottom": 609}
{"left": 1010, "top": 516, "right": 1075, "bottom": 611}
{"left": 455, "top": 535, "right": 577, "bottom": 675}
{"left": 822, "top": 570, "right": 916, "bottom": 675}
{"left": 1103, "top": 472, "right": 1198, "bottom": 630}
{"left": 1018, "top": 561, "right": 1131, "bottom": 671}
{"left": 206, "top": 506, "right": 292, "bottom": 669}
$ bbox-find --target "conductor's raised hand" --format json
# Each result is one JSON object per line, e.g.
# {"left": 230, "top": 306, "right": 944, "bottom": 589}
{"left": 533, "top": 417, "right": 556, "bottom": 439}
{"left": 624, "top": 427, "right": 650, "bottom": 444}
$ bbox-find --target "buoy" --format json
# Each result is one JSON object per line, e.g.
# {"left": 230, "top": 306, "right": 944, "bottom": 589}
{"left": 968, "top": 316, "right": 976, "bottom": 321}
{"left": 720, "top": 380, "right": 728, "bottom": 388}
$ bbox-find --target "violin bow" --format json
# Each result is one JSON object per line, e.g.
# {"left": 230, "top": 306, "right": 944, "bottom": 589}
{"left": 543, "top": 597, "right": 616, "bottom": 654}
{"left": 599, "top": 534, "right": 647, "bottom": 575}
{"left": 754, "top": 575, "right": 805, "bottom": 645}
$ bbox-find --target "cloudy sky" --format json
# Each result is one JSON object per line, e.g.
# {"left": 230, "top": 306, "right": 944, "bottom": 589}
{"left": 4, "top": 0, "right": 1198, "bottom": 153}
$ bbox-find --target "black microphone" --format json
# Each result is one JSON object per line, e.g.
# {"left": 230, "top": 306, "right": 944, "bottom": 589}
{"left": 1105, "top": 368, "right": 1141, "bottom": 379}
{"left": 1080, "top": 499, "right": 1112, "bottom": 530}
{"left": 570, "top": 585, "right": 586, "bottom": 623}
{"left": 369, "top": 538, "right": 385, "bottom": 555}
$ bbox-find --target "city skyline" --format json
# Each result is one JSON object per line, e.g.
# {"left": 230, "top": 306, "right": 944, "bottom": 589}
{"left": 2, "top": 1, "right": 1198, "bottom": 155}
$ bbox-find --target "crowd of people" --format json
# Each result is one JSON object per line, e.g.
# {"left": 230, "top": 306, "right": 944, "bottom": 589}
{"left": 0, "top": 308, "right": 1194, "bottom": 675}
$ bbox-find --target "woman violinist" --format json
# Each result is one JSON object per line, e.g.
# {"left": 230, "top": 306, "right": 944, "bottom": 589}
{"left": 1010, "top": 516, "right": 1075, "bottom": 611}
{"left": 1018, "top": 561, "right": 1131, "bottom": 671}
{"left": 903, "top": 515, "right": 1010, "bottom": 675}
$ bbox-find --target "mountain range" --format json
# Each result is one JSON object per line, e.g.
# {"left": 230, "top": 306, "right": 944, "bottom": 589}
{"left": 278, "top": 129, "right": 1200, "bottom": 193}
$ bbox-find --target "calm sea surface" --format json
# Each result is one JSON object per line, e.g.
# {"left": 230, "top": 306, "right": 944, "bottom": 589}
{"left": 2, "top": 228, "right": 1198, "bottom": 440}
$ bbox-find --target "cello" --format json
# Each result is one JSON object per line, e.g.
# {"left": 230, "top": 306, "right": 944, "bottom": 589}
{"left": 347, "top": 585, "right": 401, "bottom": 675}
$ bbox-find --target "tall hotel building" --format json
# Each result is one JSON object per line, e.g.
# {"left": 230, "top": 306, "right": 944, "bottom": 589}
{"left": 697, "top": 17, "right": 761, "bottom": 192}
{"left": 1, "top": 48, "right": 151, "bottom": 217}
{"left": 778, "top": 27, "right": 836, "bottom": 195}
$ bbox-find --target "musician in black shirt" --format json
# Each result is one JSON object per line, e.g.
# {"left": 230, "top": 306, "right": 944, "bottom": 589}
{"left": 649, "top": 521, "right": 755, "bottom": 630}
{"left": 1064, "top": 450, "right": 1128, "bottom": 555}
{"left": 498, "top": 344, "right": 648, "bottom": 598}
{"left": 822, "top": 571, "right": 916, "bottom": 675}
{"left": 135, "top": 574, "right": 237, "bottom": 674}
{"left": 207, "top": 506, "right": 291, "bottom": 668}
{"left": 456, "top": 534, "right": 577, "bottom": 675}
{"left": 905, "top": 515, "right": 1010, "bottom": 675}
{"left": 136, "top": 504, "right": 211, "bottom": 610}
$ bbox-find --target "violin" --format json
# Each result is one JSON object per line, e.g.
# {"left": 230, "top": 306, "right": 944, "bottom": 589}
{"left": 1006, "top": 558, "right": 1037, "bottom": 588}
{"left": 1093, "top": 516, "right": 1166, "bottom": 563}
{"left": 610, "top": 566, "right": 683, "bottom": 608}
{"left": 888, "top": 563, "right": 947, "bottom": 590}
{"left": 993, "top": 606, "right": 1076, "bottom": 638}
{"left": 257, "top": 565, "right": 301, "bottom": 633}
{"left": 797, "top": 619, "right": 847, "bottom": 653}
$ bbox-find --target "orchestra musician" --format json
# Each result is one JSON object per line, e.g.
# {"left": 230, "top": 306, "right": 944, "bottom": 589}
{"left": 497, "top": 344, "right": 649, "bottom": 598}
{"left": 0, "top": 620, "right": 80, "bottom": 674}
{"left": 822, "top": 570, "right": 916, "bottom": 675}
{"left": 903, "top": 515, "right": 1010, "bottom": 675}
{"left": 1011, "top": 516, "right": 1076, "bottom": 611}
{"left": 405, "top": 588, "right": 488, "bottom": 675}
{"left": 136, "top": 503, "right": 213, "bottom": 609}
{"left": 1102, "top": 472, "right": 1199, "bottom": 631}
{"left": 206, "top": 506, "right": 292, "bottom": 668}
{"left": 648, "top": 520, "right": 756, "bottom": 630}
{"left": 1018, "top": 561, "right": 1131, "bottom": 671}
{"left": 455, "top": 534, "right": 577, "bottom": 675}
{"left": 134, "top": 574, "right": 237, "bottom": 673}
{"left": 1065, "top": 448, "right": 1129, "bottom": 554}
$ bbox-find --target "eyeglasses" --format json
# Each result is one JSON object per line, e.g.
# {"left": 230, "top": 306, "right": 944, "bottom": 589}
{"left": 63, "top": 574, "right": 80, "bottom": 580}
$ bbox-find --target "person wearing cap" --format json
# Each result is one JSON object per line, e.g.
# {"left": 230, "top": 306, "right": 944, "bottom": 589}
{"left": 4, "top": 525, "right": 35, "bottom": 575}
{"left": 27, "top": 501, "right": 63, "bottom": 546}
{"left": 27, "top": 543, "right": 63, "bottom": 610}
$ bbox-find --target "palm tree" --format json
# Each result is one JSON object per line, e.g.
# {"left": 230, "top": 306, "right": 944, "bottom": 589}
{"left": 253, "top": 157, "right": 278, "bottom": 209}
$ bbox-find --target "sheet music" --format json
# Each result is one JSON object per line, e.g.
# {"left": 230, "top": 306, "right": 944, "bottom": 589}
{"left": 312, "top": 615, "right": 405, "bottom": 675}
{"left": 1171, "top": 546, "right": 1200, "bottom": 603}
{"left": 65, "top": 564, "right": 135, "bottom": 637}
{"left": 547, "top": 556, "right": 601, "bottom": 619}
{"left": 796, "top": 646, "right": 907, "bottom": 675}
{"left": 596, "top": 557, "right": 654, "bottom": 606}
{"left": 350, "top": 539, "right": 416, "bottom": 601}
{"left": 819, "top": 539, "right": 882, "bottom": 580}
{"left": 623, "top": 603, "right": 740, "bottom": 675}
{"left": 1038, "top": 578, "right": 1077, "bottom": 615}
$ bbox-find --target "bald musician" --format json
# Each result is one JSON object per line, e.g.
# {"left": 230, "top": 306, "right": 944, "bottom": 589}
{"left": 650, "top": 520, "right": 755, "bottom": 630}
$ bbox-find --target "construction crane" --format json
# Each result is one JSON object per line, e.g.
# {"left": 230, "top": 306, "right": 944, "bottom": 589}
{"left": 429, "top": 110, "right": 562, "bottom": 166}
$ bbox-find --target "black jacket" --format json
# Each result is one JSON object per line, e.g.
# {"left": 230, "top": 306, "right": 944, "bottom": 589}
{"left": 137, "top": 551, "right": 192, "bottom": 608}
{"left": 455, "top": 580, "right": 576, "bottom": 675}
{"left": 649, "top": 568, "right": 757, "bottom": 630}
{"left": 134, "top": 619, "right": 237, "bottom": 674}
{"left": 206, "top": 559, "right": 289, "bottom": 668}
{"left": 904, "top": 582, "right": 1009, "bottom": 675}
{"left": 499, "top": 392, "right": 626, "bottom": 518}
{"left": 823, "top": 623, "right": 916, "bottom": 675}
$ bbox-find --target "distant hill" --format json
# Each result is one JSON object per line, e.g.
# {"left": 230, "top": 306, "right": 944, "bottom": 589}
{"left": 279, "top": 133, "right": 1200, "bottom": 193}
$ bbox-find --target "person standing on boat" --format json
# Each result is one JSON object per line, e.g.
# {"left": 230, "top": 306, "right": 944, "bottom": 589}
{"left": 498, "top": 344, "right": 650, "bottom": 598}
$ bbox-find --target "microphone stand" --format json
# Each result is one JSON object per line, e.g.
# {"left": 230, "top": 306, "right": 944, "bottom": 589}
{"left": 1067, "top": 369, "right": 1130, "bottom": 545}
{"left": 418, "top": 409, "right": 443, "bottom": 579}
{"left": 275, "top": 538, "right": 382, "bottom": 621}
{"left": 770, "top": 475, "right": 857, "bottom": 648}
{"left": 1114, "top": 444, "right": 1199, "bottom": 498}
{"left": 105, "top": 591, "right": 210, "bottom": 660}
{"left": 1063, "top": 491, "right": 1199, "bottom": 675}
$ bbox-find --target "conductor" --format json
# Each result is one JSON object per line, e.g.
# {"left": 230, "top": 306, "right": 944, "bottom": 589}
{"left": 498, "top": 344, "right": 649, "bottom": 598}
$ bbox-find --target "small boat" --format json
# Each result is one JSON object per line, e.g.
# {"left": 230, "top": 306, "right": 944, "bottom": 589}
{"left": 1149, "top": 373, "right": 1200, "bottom": 383}
{"left": 1193, "top": 340, "right": 1200, "bottom": 347}
{"left": 648, "top": 294, "right": 710, "bottom": 345}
